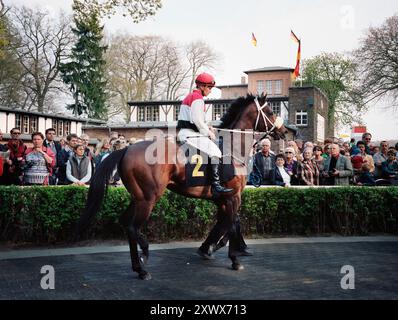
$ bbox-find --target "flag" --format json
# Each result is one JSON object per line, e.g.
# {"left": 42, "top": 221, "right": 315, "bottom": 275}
{"left": 290, "top": 30, "right": 300, "bottom": 44}
{"left": 251, "top": 32, "right": 257, "bottom": 47}
{"left": 291, "top": 30, "right": 301, "bottom": 80}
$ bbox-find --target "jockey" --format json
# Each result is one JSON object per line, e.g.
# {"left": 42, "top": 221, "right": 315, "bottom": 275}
{"left": 177, "top": 72, "right": 233, "bottom": 195}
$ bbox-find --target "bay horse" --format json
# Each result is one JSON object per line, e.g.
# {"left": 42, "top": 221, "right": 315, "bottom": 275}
{"left": 75, "top": 94, "right": 287, "bottom": 280}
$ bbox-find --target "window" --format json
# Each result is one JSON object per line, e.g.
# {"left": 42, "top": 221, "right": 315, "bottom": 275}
{"left": 174, "top": 105, "right": 180, "bottom": 121}
{"left": 270, "top": 102, "right": 281, "bottom": 116}
{"left": 296, "top": 110, "right": 308, "bottom": 126}
{"left": 274, "top": 80, "right": 282, "bottom": 95}
{"left": 23, "top": 115, "right": 29, "bottom": 134}
{"left": 146, "top": 106, "right": 159, "bottom": 122}
{"left": 137, "top": 106, "right": 159, "bottom": 122}
{"left": 15, "top": 114, "right": 22, "bottom": 131}
{"left": 52, "top": 119, "right": 71, "bottom": 136}
{"left": 58, "top": 120, "right": 64, "bottom": 136}
{"left": 256, "top": 80, "right": 265, "bottom": 94}
{"left": 29, "top": 116, "right": 38, "bottom": 133}
{"left": 64, "top": 122, "right": 71, "bottom": 136}
{"left": 266, "top": 80, "right": 272, "bottom": 94}
{"left": 137, "top": 106, "right": 145, "bottom": 121}
{"left": 212, "top": 103, "right": 229, "bottom": 121}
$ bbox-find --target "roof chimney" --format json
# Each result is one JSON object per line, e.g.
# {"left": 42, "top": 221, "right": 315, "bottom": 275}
{"left": 241, "top": 76, "right": 246, "bottom": 84}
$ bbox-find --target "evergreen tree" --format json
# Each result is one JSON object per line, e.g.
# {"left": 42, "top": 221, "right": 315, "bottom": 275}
{"left": 60, "top": 12, "right": 108, "bottom": 119}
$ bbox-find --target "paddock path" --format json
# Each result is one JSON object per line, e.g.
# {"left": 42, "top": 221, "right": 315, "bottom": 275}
{"left": 1, "top": 236, "right": 397, "bottom": 300}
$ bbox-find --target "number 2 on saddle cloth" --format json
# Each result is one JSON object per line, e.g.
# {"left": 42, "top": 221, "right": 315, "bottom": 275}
{"left": 184, "top": 139, "right": 235, "bottom": 187}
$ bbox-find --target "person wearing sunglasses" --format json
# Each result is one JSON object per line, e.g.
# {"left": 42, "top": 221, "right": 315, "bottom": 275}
{"left": 283, "top": 147, "right": 298, "bottom": 185}
{"left": 5, "top": 128, "right": 27, "bottom": 185}
{"left": 177, "top": 72, "right": 232, "bottom": 196}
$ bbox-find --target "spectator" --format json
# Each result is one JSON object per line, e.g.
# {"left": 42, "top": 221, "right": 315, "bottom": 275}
{"left": 57, "top": 133, "right": 79, "bottom": 185}
{"left": 81, "top": 133, "right": 95, "bottom": 174}
{"left": 0, "top": 130, "right": 10, "bottom": 184}
{"left": 373, "top": 141, "right": 389, "bottom": 179}
{"left": 342, "top": 141, "right": 351, "bottom": 155}
{"left": 349, "top": 138, "right": 356, "bottom": 149}
{"left": 362, "top": 132, "right": 373, "bottom": 155}
{"left": 59, "top": 137, "right": 66, "bottom": 148}
{"left": 94, "top": 138, "right": 111, "bottom": 167}
{"left": 313, "top": 145, "right": 325, "bottom": 172}
{"left": 43, "top": 128, "right": 62, "bottom": 185}
{"left": 350, "top": 147, "right": 364, "bottom": 174}
{"left": 297, "top": 147, "right": 320, "bottom": 186}
{"left": 23, "top": 132, "right": 55, "bottom": 185}
{"left": 287, "top": 140, "right": 302, "bottom": 161}
{"left": 381, "top": 150, "right": 398, "bottom": 185}
{"left": 322, "top": 144, "right": 332, "bottom": 159}
{"left": 66, "top": 144, "right": 92, "bottom": 186}
{"left": 270, "top": 154, "right": 291, "bottom": 187}
{"left": 356, "top": 141, "right": 375, "bottom": 173}
{"left": 395, "top": 143, "right": 398, "bottom": 157}
{"left": 250, "top": 139, "right": 276, "bottom": 185}
{"left": 283, "top": 147, "right": 299, "bottom": 185}
{"left": 372, "top": 146, "right": 380, "bottom": 155}
{"left": 322, "top": 144, "right": 353, "bottom": 186}
{"left": 128, "top": 137, "right": 137, "bottom": 145}
{"left": 303, "top": 141, "right": 314, "bottom": 151}
{"left": 356, "top": 163, "right": 376, "bottom": 186}
{"left": 5, "top": 128, "right": 27, "bottom": 185}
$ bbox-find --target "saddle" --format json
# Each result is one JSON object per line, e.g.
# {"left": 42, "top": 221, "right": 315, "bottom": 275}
{"left": 182, "top": 145, "right": 235, "bottom": 187}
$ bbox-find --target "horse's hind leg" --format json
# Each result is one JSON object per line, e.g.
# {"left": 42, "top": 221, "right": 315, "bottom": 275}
{"left": 120, "top": 200, "right": 152, "bottom": 280}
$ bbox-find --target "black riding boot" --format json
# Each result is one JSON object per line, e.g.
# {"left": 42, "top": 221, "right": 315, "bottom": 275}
{"left": 211, "top": 163, "right": 233, "bottom": 194}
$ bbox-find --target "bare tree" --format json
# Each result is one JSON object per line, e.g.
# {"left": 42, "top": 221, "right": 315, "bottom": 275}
{"left": 185, "top": 40, "right": 219, "bottom": 92}
{"left": 105, "top": 34, "right": 181, "bottom": 121}
{"left": 10, "top": 6, "right": 73, "bottom": 112}
{"left": 354, "top": 14, "right": 398, "bottom": 107}
{"left": 72, "top": 0, "right": 162, "bottom": 22}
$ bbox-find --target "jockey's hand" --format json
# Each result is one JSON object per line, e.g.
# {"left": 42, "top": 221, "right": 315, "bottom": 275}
{"left": 209, "top": 130, "right": 216, "bottom": 141}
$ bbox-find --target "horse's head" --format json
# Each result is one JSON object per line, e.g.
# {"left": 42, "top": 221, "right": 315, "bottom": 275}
{"left": 252, "top": 94, "right": 288, "bottom": 140}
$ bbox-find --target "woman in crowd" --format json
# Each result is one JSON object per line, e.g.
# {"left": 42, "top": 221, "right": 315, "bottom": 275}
{"left": 23, "top": 132, "right": 55, "bottom": 185}
{"left": 313, "top": 145, "right": 325, "bottom": 172}
{"left": 66, "top": 144, "right": 92, "bottom": 185}
{"left": 287, "top": 140, "right": 302, "bottom": 161}
{"left": 270, "top": 154, "right": 291, "bottom": 187}
{"left": 283, "top": 147, "right": 298, "bottom": 185}
{"left": 298, "top": 147, "right": 320, "bottom": 186}
{"left": 94, "top": 138, "right": 111, "bottom": 167}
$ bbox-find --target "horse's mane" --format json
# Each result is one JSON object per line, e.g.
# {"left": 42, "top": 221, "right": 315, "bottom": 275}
{"left": 218, "top": 93, "right": 267, "bottom": 129}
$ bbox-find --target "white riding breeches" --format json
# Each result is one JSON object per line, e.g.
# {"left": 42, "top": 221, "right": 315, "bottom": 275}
{"left": 178, "top": 128, "right": 222, "bottom": 159}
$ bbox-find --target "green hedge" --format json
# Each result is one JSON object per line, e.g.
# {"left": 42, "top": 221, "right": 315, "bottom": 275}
{"left": 0, "top": 186, "right": 397, "bottom": 243}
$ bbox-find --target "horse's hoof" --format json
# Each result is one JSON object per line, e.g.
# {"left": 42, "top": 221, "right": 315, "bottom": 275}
{"left": 138, "top": 271, "right": 152, "bottom": 280}
{"left": 197, "top": 248, "right": 214, "bottom": 260}
{"left": 232, "top": 263, "right": 244, "bottom": 271}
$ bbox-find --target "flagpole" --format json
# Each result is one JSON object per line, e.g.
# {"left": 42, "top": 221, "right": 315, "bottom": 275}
{"left": 300, "top": 39, "right": 303, "bottom": 87}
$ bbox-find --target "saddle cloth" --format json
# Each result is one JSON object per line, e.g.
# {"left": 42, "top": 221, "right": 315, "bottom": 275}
{"left": 183, "top": 145, "right": 235, "bottom": 187}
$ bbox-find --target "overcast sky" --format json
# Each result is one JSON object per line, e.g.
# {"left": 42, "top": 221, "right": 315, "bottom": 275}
{"left": 11, "top": 0, "right": 398, "bottom": 140}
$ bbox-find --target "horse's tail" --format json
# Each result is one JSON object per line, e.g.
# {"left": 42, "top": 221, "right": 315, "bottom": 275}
{"left": 73, "top": 148, "right": 128, "bottom": 241}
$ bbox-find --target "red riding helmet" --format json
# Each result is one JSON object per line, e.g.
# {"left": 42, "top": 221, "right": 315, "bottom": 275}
{"left": 195, "top": 72, "right": 216, "bottom": 87}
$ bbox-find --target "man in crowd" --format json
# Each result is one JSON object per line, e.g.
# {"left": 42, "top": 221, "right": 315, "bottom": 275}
{"left": 5, "top": 128, "right": 27, "bottom": 185}
{"left": 43, "top": 128, "right": 62, "bottom": 185}
{"left": 362, "top": 132, "right": 374, "bottom": 155}
{"left": 251, "top": 139, "right": 276, "bottom": 185}
{"left": 322, "top": 144, "right": 353, "bottom": 185}
{"left": 373, "top": 141, "right": 389, "bottom": 179}
{"left": 57, "top": 133, "right": 79, "bottom": 185}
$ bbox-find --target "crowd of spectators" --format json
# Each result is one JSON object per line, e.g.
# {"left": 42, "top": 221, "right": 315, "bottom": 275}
{"left": 0, "top": 128, "right": 397, "bottom": 187}
{"left": 248, "top": 132, "right": 398, "bottom": 187}
{"left": 0, "top": 128, "right": 133, "bottom": 186}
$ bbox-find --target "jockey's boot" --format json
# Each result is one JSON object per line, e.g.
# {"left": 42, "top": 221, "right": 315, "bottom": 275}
{"left": 210, "top": 163, "right": 233, "bottom": 194}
